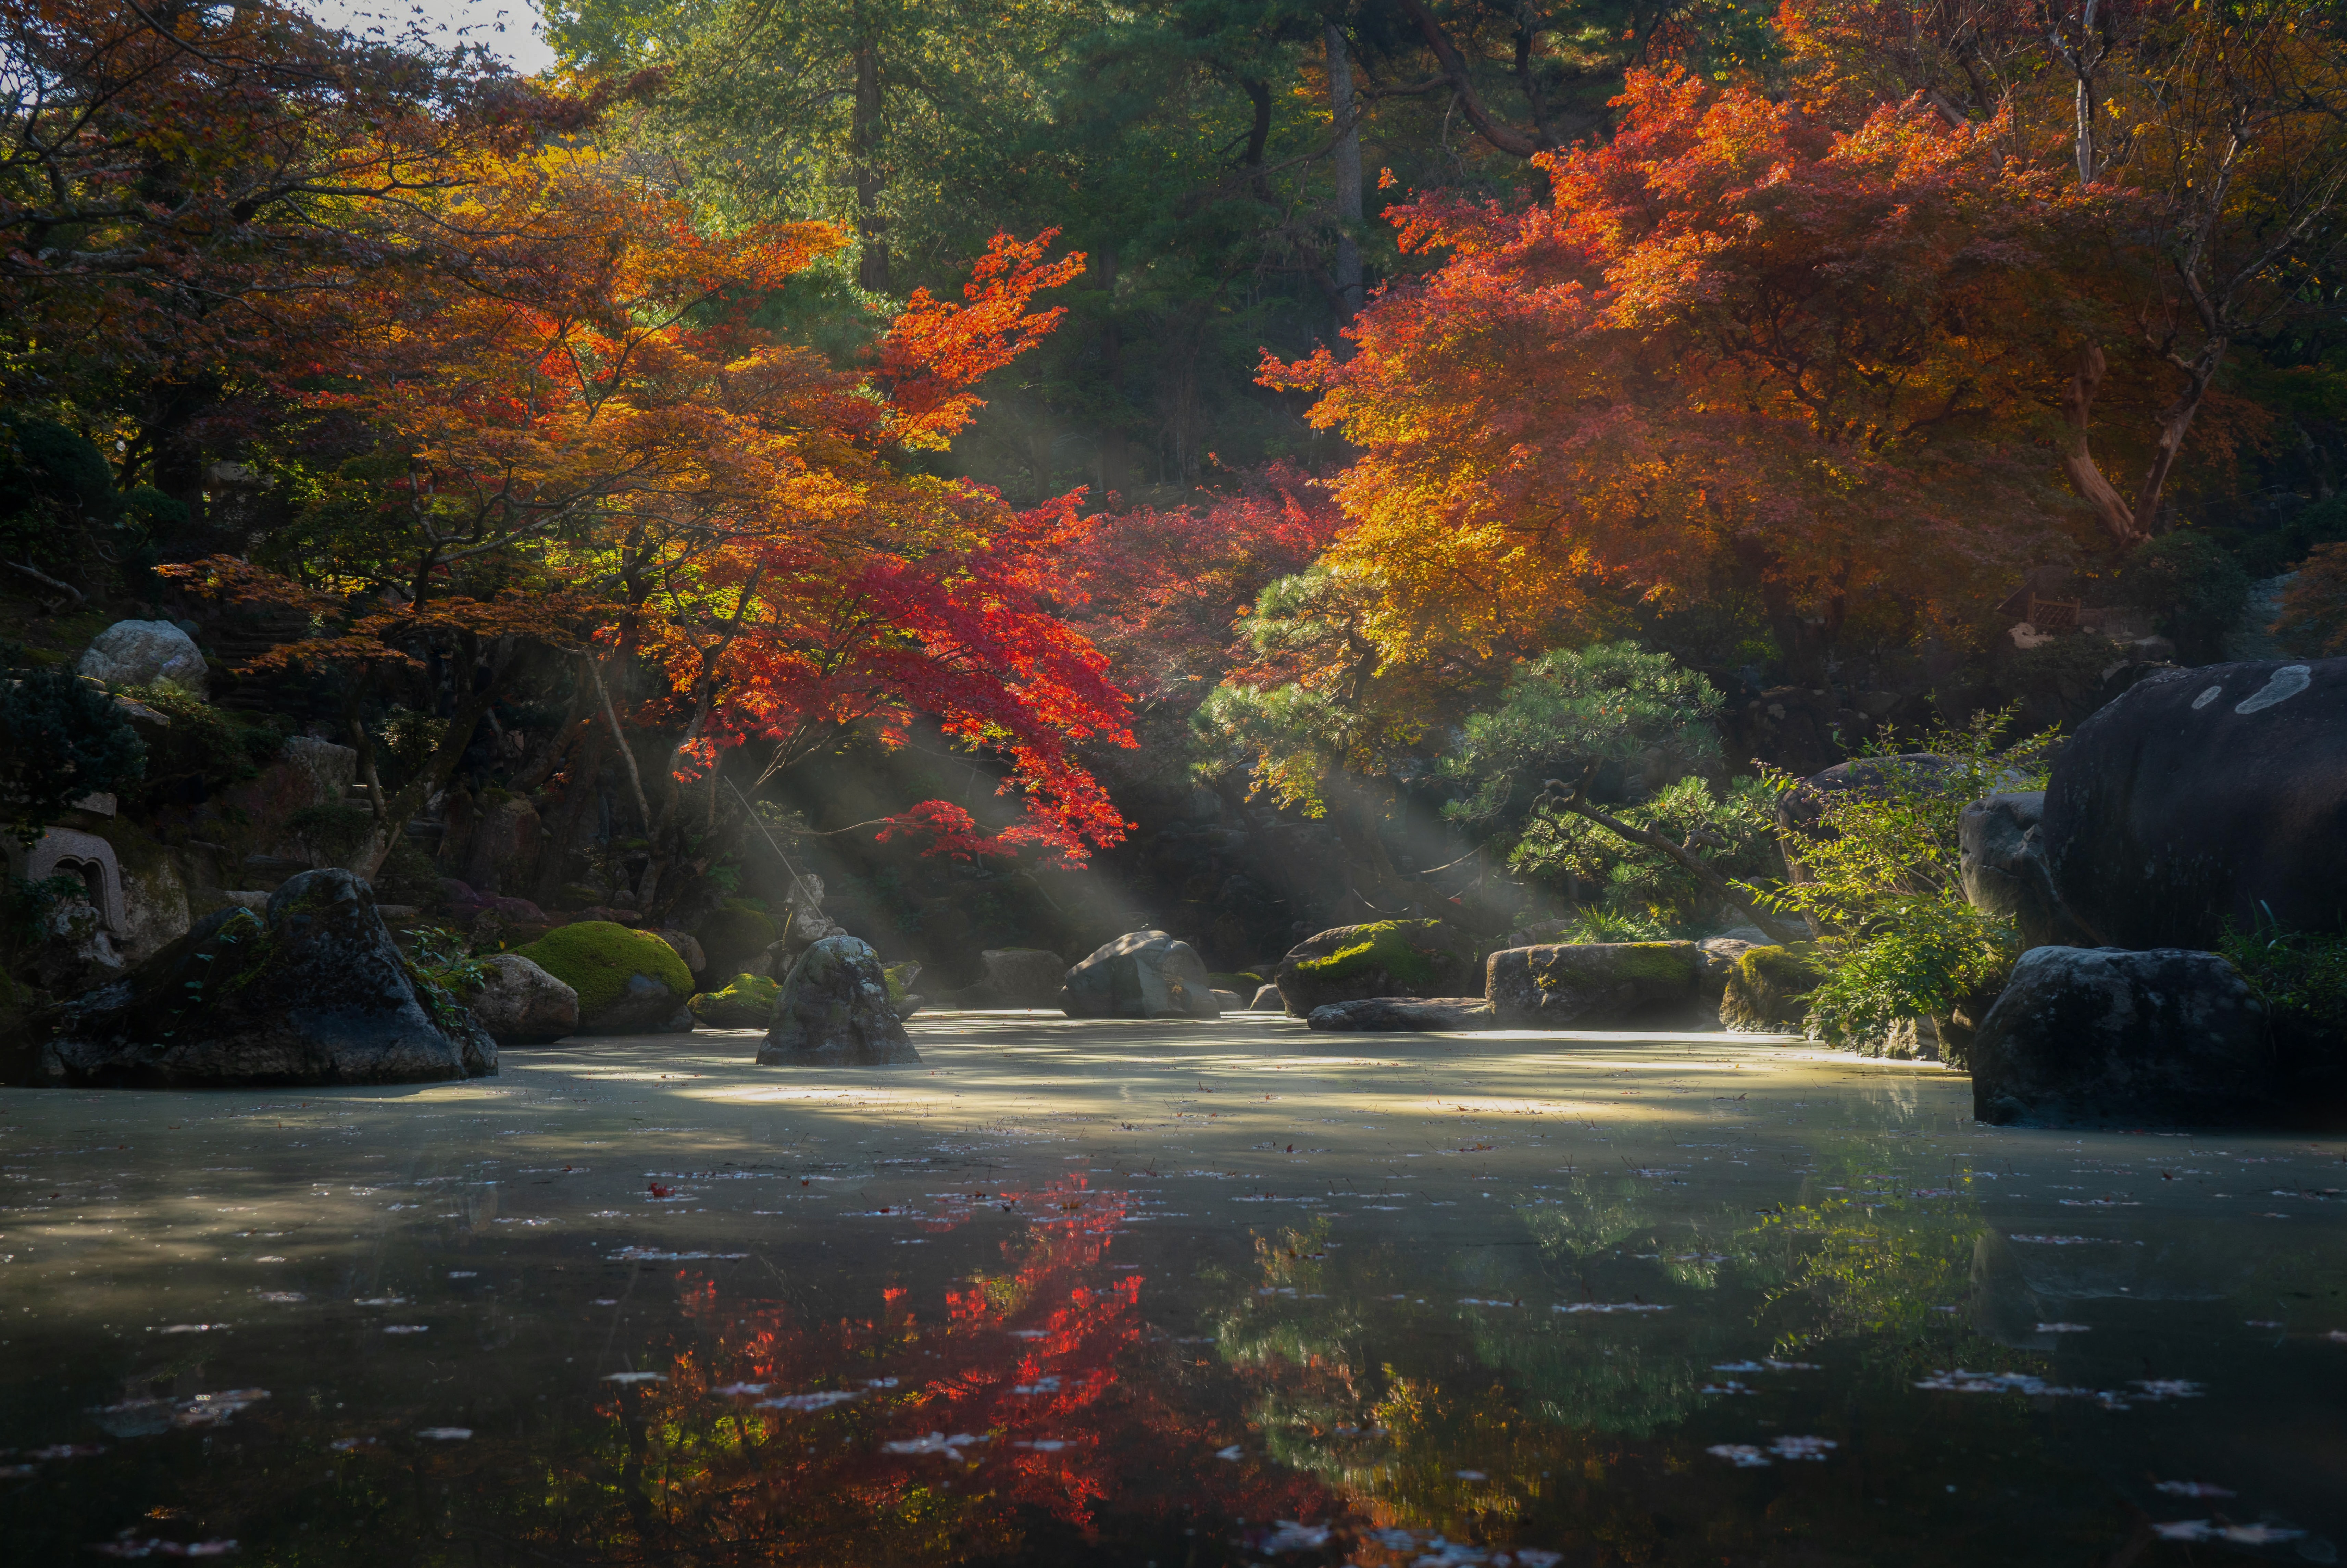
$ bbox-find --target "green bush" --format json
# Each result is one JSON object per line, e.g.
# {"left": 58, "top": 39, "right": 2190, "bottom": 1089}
{"left": 1759, "top": 711, "right": 2057, "bottom": 1047}
{"left": 2220, "top": 919, "right": 2347, "bottom": 1044}
{"left": 0, "top": 668, "right": 146, "bottom": 843}
{"left": 1508, "top": 776, "right": 1780, "bottom": 933}
{"left": 2113, "top": 530, "right": 2250, "bottom": 663}
{"left": 122, "top": 683, "right": 280, "bottom": 801}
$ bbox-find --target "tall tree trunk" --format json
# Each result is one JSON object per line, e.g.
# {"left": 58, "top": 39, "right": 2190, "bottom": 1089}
{"left": 852, "top": 39, "right": 889, "bottom": 292}
{"left": 2057, "top": 343, "right": 2149, "bottom": 547}
{"left": 347, "top": 680, "right": 505, "bottom": 881}
{"left": 2132, "top": 335, "right": 2228, "bottom": 532}
{"left": 1325, "top": 25, "right": 1364, "bottom": 334}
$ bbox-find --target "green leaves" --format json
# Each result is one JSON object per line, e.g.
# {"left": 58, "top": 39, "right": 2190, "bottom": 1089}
{"left": 0, "top": 668, "right": 146, "bottom": 846}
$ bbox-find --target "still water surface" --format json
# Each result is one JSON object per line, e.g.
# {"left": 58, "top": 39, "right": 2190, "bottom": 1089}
{"left": 2, "top": 1014, "right": 2342, "bottom": 1564}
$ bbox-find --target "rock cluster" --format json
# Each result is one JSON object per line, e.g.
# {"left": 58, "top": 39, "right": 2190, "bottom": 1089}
{"left": 7, "top": 869, "right": 495, "bottom": 1087}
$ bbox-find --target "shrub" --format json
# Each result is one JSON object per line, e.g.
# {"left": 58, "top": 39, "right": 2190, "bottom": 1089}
{"left": 2113, "top": 530, "right": 2250, "bottom": 663}
{"left": 1759, "top": 710, "right": 2058, "bottom": 1046}
{"left": 2219, "top": 918, "right": 2347, "bottom": 1045}
{"left": 0, "top": 668, "right": 146, "bottom": 843}
{"left": 1508, "top": 776, "right": 1780, "bottom": 933}
{"left": 2273, "top": 541, "right": 2347, "bottom": 657}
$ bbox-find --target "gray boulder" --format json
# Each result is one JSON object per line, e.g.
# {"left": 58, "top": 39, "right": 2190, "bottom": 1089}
{"left": 759, "top": 935, "right": 920, "bottom": 1067}
{"left": 1248, "top": 982, "right": 1284, "bottom": 1011}
{"left": 1061, "top": 930, "right": 1220, "bottom": 1019}
{"left": 77, "top": 619, "right": 208, "bottom": 694}
{"left": 466, "top": 953, "right": 578, "bottom": 1045}
{"left": 1694, "top": 938, "right": 1756, "bottom": 1001}
{"left": 2039, "top": 660, "right": 2347, "bottom": 948}
{"left": 8, "top": 869, "right": 495, "bottom": 1087}
{"left": 1970, "top": 947, "right": 2274, "bottom": 1128}
{"left": 1307, "top": 996, "right": 1496, "bottom": 1032}
{"left": 1211, "top": 987, "right": 1245, "bottom": 1011}
{"left": 1487, "top": 942, "right": 1702, "bottom": 1027}
{"left": 653, "top": 928, "right": 707, "bottom": 977}
{"left": 1958, "top": 791, "right": 2088, "bottom": 949}
{"left": 980, "top": 947, "right": 1066, "bottom": 1003}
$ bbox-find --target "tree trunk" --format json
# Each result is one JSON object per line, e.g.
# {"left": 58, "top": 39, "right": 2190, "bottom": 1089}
{"left": 347, "top": 681, "right": 504, "bottom": 881}
{"left": 852, "top": 39, "right": 889, "bottom": 292}
{"left": 2057, "top": 343, "right": 2148, "bottom": 547}
{"left": 1325, "top": 25, "right": 1364, "bottom": 333}
{"left": 2131, "top": 335, "right": 2227, "bottom": 533}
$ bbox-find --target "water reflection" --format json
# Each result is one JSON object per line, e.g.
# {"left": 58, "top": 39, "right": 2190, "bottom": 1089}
{"left": 3, "top": 1038, "right": 2344, "bottom": 1565}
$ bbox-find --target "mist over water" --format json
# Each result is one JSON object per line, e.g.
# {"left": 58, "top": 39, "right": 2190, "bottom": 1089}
{"left": 3, "top": 1015, "right": 2340, "bottom": 1564}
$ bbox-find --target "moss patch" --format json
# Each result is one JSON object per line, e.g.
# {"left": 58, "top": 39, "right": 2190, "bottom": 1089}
{"left": 1292, "top": 920, "right": 1459, "bottom": 990}
{"left": 690, "top": 971, "right": 779, "bottom": 1028}
{"left": 1720, "top": 945, "right": 1822, "bottom": 1032}
{"left": 517, "top": 921, "right": 692, "bottom": 1017}
{"left": 883, "top": 963, "right": 920, "bottom": 1007}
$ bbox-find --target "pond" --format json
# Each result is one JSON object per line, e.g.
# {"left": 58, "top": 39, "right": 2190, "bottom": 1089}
{"left": 1, "top": 1015, "right": 2341, "bottom": 1565}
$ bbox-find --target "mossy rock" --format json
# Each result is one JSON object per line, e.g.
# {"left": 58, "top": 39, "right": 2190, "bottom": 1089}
{"left": 1487, "top": 941, "right": 1702, "bottom": 1027}
{"left": 696, "top": 904, "right": 781, "bottom": 971}
{"left": 689, "top": 972, "right": 780, "bottom": 1030}
{"left": 1719, "top": 945, "right": 1822, "bottom": 1033}
{"left": 1276, "top": 920, "right": 1484, "bottom": 1018}
{"left": 515, "top": 921, "right": 694, "bottom": 1034}
{"left": 882, "top": 962, "right": 921, "bottom": 1009}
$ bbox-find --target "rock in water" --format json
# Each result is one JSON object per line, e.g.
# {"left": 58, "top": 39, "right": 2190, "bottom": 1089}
{"left": 1716, "top": 945, "right": 1822, "bottom": 1032}
{"left": 1486, "top": 941, "right": 1702, "bottom": 1027}
{"left": 466, "top": 954, "right": 578, "bottom": 1045}
{"left": 1274, "top": 921, "right": 1482, "bottom": 1017}
{"left": 1306, "top": 996, "right": 1496, "bottom": 1032}
{"left": 8, "top": 869, "right": 495, "bottom": 1086}
{"left": 1060, "top": 931, "right": 1220, "bottom": 1019}
{"left": 513, "top": 922, "right": 695, "bottom": 1034}
{"left": 76, "top": 619, "right": 208, "bottom": 694}
{"left": 1247, "top": 982, "right": 1284, "bottom": 1012}
{"left": 980, "top": 948, "right": 1066, "bottom": 1004}
{"left": 2039, "top": 659, "right": 2347, "bottom": 948}
{"left": 690, "top": 972, "right": 781, "bottom": 1029}
{"left": 760, "top": 936, "right": 920, "bottom": 1066}
{"left": 1970, "top": 946, "right": 2275, "bottom": 1128}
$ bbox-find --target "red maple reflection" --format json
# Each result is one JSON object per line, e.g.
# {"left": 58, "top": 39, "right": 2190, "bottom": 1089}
{"left": 566, "top": 1177, "right": 1335, "bottom": 1562}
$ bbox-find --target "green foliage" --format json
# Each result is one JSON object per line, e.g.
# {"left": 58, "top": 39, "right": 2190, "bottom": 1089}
{"left": 1757, "top": 712, "right": 2057, "bottom": 1044}
{"left": 0, "top": 668, "right": 146, "bottom": 843}
{"left": 1748, "top": 712, "right": 2051, "bottom": 1044}
{"left": 1508, "top": 776, "right": 1778, "bottom": 933}
{"left": 2219, "top": 918, "right": 2347, "bottom": 1041}
{"left": 1444, "top": 642, "right": 1725, "bottom": 839}
{"left": 2113, "top": 529, "right": 2251, "bottom": 663}
{"left": 1552, "top": 906, "right": 1677, "bottom": 943}
{"left": 516, "top": 921, "right": 694, "bottom": 1017}
{"left": 0, "top": 415, "right": 119, "bottom": 568}
{"left": 121, "top": 683, "right": 280, "bottom": 802}
{"left": 409, "top": 925, "right": 490, "bottom": 995}
{"left": 2, "top": 872, "right": 94, "bottom": 952}
{"left": 288, "top": 803, "right": 373, "bottom": 863}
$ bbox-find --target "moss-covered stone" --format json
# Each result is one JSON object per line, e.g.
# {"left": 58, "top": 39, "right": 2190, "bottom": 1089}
{"left": 689, "top": 972, "right": 780, "bottom": 1029}
{"left": 1487, "top": 941, "right": 1701, "bottom": 1027}
{"left": 1276, "top": 920, "right": 1483, "bottom": 1017}
{"left": 516, "top": 921, "right": 694, "bottom": 1033}
{"left": 1719, "top": 945, "right": 1822, "bottom": 1033}
{"left": 696, "top": 904, "right": 780, "bottom": 971}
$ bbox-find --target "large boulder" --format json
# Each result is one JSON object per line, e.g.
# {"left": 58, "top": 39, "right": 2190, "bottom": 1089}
{"left": 2039, "top": 660, "right": 2347, "bottom": 949}
{"left": 77, "top": 619, "right": 208, "bottom": 694}
{"left": 513, "top": 921, "right": 695, "bottom": 1034}
{"left": 980, "top": 948, "right": 1066, "bottom": 1004}
{"left": 759, "top": 936, "right": 920, "bottom": 1066}
{"left": 695, "top": 904, "right": 779, "bottom": 977}
{"left": 1956, "top": 791, "right": 2082, "bottom": 951}
{"left": 1274, "top": 920, "right": 1483, "bottom": 1018}
{"left": 1717, "top": 945, "right": 1822, "bottom": 1032}
{"left": 1970, "top": 946, "right": 2276, "bottom": 1128}
{"left": 7, "top": 869, "right": 495, "bottom": 1086}
{"left": 1061, "top": 930, "right": 1221, "bottom": 1019}
{"left": 465, "top": 953, "right": 578, "bottom": 1045}
{"left": 690, "top": 972, "right": 779, "bottom": 1029}
{"left": 1486, "top": 941, "right": 1702, "bottom": 1028}
{"left": 1307, "top": 996, "right": 1496, "bottom": 1032}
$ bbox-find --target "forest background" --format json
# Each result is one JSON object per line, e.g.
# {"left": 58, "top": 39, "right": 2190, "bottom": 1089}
{"left": 4, "top": 0, "right": 2346, "bottom": 996}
